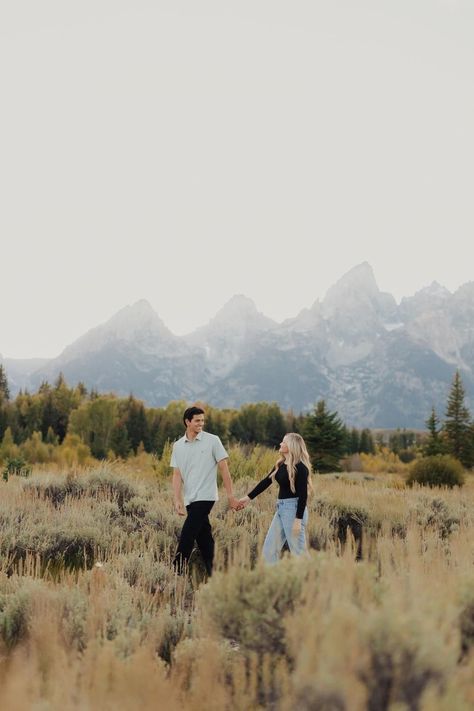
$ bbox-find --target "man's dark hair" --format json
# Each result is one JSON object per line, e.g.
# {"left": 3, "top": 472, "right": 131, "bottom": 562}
{"left": 183, "top": 406, "right": 205, "bottom": 426}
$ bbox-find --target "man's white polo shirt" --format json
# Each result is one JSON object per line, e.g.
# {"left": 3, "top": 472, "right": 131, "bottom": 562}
{"left": 170, "top": 431, "right": 228, "bottom": 506}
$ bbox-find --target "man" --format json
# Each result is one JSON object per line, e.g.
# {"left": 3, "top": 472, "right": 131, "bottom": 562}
{"left": 170, "top": 405, "right": 240, "bottom": 576}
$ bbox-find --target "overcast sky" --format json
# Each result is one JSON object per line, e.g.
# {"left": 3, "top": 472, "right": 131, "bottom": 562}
{"left": 1, "top": 0, "right": 473, "bottom": 359}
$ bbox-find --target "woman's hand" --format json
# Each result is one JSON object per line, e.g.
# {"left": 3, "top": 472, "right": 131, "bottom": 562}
{"left": 292, "top": 518, "right": 302, "bottom": 538}
{"left": 238, "top": 496, "right": 251, "bottom": 509}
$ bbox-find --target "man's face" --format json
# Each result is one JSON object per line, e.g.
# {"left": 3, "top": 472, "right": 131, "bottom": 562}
{"left": 186, "top": 414, "right": 205, "bottom": 434}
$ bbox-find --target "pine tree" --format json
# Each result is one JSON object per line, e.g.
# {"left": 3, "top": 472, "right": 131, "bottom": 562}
{"left": 359, "top": 428, "right": 375, "bottom": 454}
{"left": 349, "top": 428, "right": 360, "bottom": 454}
{"left": 303, "top": 400, "right": 346, "bottom": 473}
{"left": 125, "top": 397, "right": 151, "bottom": 453}
{"left": 45, "top": 426, "right": 59, "bottom": 446}
{"left": 424, "top": 407, "right": 445, "bottom": 456}
{"left": 0, "top": 365, "right": 10, "bottom": 401}
{"left": 110, "top": 420, "right": 131, "bottom": 458}
{"left": 444, "top": 370, "right": 473, "bottom": 467}
{"left": 341, "top": 425, "right": 351, "bottom": 455}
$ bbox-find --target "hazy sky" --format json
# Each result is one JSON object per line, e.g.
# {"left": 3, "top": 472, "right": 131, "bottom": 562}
{"left": 1, "top": 1, "right": 473, "bottom": 359}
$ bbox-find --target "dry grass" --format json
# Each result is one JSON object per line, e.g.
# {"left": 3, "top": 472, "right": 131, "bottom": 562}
{"left": 1, "top": 454, "right": 474, "bottom": 710}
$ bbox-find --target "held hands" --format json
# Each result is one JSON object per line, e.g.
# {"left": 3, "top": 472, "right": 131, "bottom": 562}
{"left": 238, "top": 496, "right": 250, "bottom": 510}
{"left": 228, "top": 495, "right": 250, "bottom": 512}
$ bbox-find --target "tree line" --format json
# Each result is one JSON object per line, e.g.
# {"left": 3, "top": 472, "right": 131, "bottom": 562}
{"left": 0, "top": 365, "right": 472, "bottom": 472}
{"left": 0, "top": 365, "right": 374, "bottom": 470}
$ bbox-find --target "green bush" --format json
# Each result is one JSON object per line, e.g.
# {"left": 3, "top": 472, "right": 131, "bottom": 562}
{"left": 197, "top": 557, "right": 312, "bottom": 658}
{"left": 0, "top": 588, "right": 31, "bottom": 648}
{"left": 360, "top": 613, "right": 444, "bottom": 711}
{"left": 22, "top": 470, "right": 143, "bottom": 510}
{"left": 407, "top": 455, "right": 465, "bottom": 488}
{"left": 2, "top": 456, "right": 32, "bottom": 482}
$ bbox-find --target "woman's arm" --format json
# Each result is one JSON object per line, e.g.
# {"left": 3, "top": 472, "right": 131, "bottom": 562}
{"left": 295, "top": 463, "right": 309, "bottom": 519}
{"left": 247, "top": 472, "right": 274, "bottom": 500}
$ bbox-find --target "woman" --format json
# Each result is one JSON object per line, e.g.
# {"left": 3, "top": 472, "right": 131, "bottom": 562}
{"left": 238, "top": 433, "right": 313, "bottom": 564}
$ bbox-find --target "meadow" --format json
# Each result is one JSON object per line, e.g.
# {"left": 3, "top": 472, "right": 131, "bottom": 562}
{"left": 1, "top": 445, "right": 474, "bottom": 710}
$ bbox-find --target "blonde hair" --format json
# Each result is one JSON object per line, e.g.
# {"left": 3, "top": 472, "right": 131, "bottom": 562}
{"left": 270, "top": 433, "right": 313, "bottom": 494}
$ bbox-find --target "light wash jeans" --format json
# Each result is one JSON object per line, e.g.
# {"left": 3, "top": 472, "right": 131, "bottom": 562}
{"left": 262, "top": 498, "right": 308, "bottom": 564}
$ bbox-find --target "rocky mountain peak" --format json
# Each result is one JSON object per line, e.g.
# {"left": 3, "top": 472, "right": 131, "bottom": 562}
{"left": 184, "top": 295, "right": 276, "bottom": 377}
{"left": 210, "top": 295, "right": 273, "bottom": 327}
{"left": 189, "top": 295, "right": 276, "bottom": 339}
{"left": 321, "top": 262, "right": 397, "bottom": 327}
{"left": 105, "top": 299, "right": 170, "bottom": 336}
{"left": 453, "top": 281, "right": 474, "bottom": 302}
{"left": 57, "top": 300, "right": 176, "bottom": 363}
{"left": 399, "top": 282, "right": 451, "bottom": 321}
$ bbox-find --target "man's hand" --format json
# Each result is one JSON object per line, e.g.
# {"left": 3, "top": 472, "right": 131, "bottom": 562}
{"left": 238, "top": 496, "right": 250, "bottom": 510}
{"left": 174, "top": 500, "right": 186, "bottom": 516}
{"left": 228, "top": 496, "right": 242, "bottom": 511}
{"left": 292, "top": 519, "right": 302, "bottom": 538}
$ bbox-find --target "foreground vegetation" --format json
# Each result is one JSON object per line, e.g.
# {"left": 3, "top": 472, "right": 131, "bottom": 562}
{"left": 1, "top": 447, "right": 474, "bottom": 710}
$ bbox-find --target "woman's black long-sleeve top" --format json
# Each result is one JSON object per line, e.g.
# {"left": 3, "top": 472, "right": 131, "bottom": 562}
{"left": 247, "top": 462, "right": 309, "bottom": 519}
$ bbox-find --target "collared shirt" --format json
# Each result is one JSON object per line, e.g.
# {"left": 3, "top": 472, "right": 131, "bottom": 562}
{"left": 170, "top": 430, "right": 228, "bottom": 505}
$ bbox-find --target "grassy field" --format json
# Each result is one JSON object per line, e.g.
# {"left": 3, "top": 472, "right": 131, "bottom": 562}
{"left": 1, "top": 447, "right": 474, "bottom": 710}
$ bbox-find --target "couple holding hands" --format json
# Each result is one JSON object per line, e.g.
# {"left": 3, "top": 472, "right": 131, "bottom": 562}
{"left": 171, "top": 406, "right": 312, "bottom": 575}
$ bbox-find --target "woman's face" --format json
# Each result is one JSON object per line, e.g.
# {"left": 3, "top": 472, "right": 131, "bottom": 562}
{"left": 279, "top": 438, "right": 289, "bottom": 456}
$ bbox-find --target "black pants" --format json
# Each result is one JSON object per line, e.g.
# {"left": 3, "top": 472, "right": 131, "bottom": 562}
{"left": 173, "top": 500, "right": 215, "bottom": 576}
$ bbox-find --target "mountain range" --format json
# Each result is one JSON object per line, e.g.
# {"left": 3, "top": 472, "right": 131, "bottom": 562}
{"left": 2, "top": 262, "right": 473, "bottom": 428}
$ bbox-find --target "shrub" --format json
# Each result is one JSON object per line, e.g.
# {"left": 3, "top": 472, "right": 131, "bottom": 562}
{"left": 407, "top": 455, "right": 465, "bottom": 488}
{"left": 155, "top": 605, "right": 191, "bottom": 663}
{"left": 227, "top": 444, "right": 277, "bottom": 481}
{"left": 360, "top": 448, "right": 407, "bottom": 474}
{"left": 0, "top": 579, "right": 45, "bottom": 649}
{"left": 0, "top": 588, "right": 31, "bottom": 648}
{"left": 22, "top": 469, "right": 143, "bottom": 510}
{"left": 197, "top": 558, "right": 311, "bottom": 658}
{"left": 2, "top": 455, "right": 32, "bottom": 482}
{"left": 120, "top": 553, "right": 172, "bottom": 594}
{"left": 359, "top": 613, "right": 444, "bottom": 711}
{"left": 459, "top": 582, "right": 474, "bottom": 661}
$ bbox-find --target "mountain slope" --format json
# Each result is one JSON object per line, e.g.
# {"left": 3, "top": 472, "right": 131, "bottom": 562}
{"left": 3, "top": 265, "right": 474, "bottom": 426}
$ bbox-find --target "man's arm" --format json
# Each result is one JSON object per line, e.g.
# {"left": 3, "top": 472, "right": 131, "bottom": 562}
{"left": 172, "top": 468, "right": 186, "bottom": 516}
{"left": 217, "top": 458, "right": 240, "bottom": 511}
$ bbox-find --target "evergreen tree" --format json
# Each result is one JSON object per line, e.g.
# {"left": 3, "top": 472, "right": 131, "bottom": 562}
{"left": 75, "top": 382, "right": 88, "bottom": 398}
{"left": 125, "top": 397, "right": 151, "bottom": 453}
{"left": 41, "top": 393, "right": 57, "bottom": 440}
{"left": 303, "top": 400, "right": 346, "bottom": 473}
{"left": 444, "top": 370, "right": 473, "bottom": 467}
{"left": 359, "top": 428, "right": 375, "bottom": 454}
{"left": 0, "top": 365, "right": 9, "bottom": 440}
{"left": 389, "top": 429, "right": 415, "bottom": 454}
{"left": 349, "top": 428, "right": 360, "bottom": 454}
{"left": 45, "top": 426, "right": 59, "bottom": 446}
{"left": 423, "top": 407, "right": 445, "bottom": 456}
{"left": 38, "top": 380, "right": 51, "bottom": 394}
{"left": 228, "top": 402, "right": 286, "bottom": 447}
{"left": 264, "top": 403, "right": 287, "bottom": 447}
{"left": 341, "top": 425, "right": 350, "bottom": 455}
{"left": 0, "top": 365, "right": 10, "bottom": 401}
{"left": 110, "top": 420, "right": 131, "bottom": 458}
